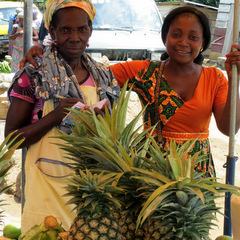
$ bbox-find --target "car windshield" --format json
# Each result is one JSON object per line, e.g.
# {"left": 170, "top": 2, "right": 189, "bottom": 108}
{"left": 0, "top": 6, "right": 40, "bottom": 25}
{"left": 0, "top": 8, "right": 16, "bottom": 24}
{"left": 92, "top": 0, "right": 162, "bottom": 31}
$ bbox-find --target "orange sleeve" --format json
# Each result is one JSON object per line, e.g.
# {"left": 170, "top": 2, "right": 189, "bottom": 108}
{"left": 110, "top": 60, "right": 150, "bottom": 87}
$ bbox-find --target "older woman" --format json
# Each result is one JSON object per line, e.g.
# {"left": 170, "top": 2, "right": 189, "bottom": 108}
{"left": 5, "top": 0, "right": 120, "bottom": 233}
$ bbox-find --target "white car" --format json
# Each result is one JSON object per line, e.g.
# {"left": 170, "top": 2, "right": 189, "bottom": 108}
{"left": 87, "top": 0, "right": 165, "bottom": 63}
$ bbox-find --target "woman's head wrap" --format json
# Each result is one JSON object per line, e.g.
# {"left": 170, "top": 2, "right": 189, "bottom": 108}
{"left": 17, "top": 11, "right": 24, "bottom": 19}
{"left": 44, "top": 0, "right": 96, "bottom": 30}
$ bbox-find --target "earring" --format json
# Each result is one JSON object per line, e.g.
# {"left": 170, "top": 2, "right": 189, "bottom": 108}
{"left": 53, "top": 41, "right": 58, "bottom": 46}
{"left": 200, "top": 47, "right": 203, "bottom": 52}
{"left": 87, "top": 42, "right": 90, "bottom": 47}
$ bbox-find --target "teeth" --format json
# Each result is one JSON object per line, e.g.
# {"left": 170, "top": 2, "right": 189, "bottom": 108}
{"left": 178, "top": 50, "right": 187, "bottom": 53}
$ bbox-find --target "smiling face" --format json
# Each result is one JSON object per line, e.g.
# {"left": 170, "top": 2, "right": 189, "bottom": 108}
{"left": 165, "top": 13, "right": 204, "bottom": 64}
{"left": 49, "top": 7, "right": 92, "bottom": 62}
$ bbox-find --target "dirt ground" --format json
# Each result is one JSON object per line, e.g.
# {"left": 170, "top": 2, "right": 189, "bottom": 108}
{"left": 0, "top": 89, "right": 240, "bottom": 239}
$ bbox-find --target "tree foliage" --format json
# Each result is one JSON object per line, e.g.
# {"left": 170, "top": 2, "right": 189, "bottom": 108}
{"left": 155, "top": 0, "right": 219, "bottom": 8}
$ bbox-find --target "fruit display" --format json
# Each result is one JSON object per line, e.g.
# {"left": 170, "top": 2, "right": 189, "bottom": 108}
{"left": 57, "top": 83, "right": 240, "bottom": 239}
{"left": 19, "top": 216, "right": 65, "bottom": 240}
{"left": 5, "top": 84, "right": 239, "bottom": 239}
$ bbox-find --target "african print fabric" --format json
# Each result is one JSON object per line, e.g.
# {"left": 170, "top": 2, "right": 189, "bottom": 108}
{"left": 111, "top": 60, "right": 229, "bottom": 178}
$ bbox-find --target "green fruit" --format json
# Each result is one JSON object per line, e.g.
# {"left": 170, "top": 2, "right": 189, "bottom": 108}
{"left": 215, "top": 235, "right": 233, "bottom": 240}
{"left": 176, "top": 190, "right": 188, "bottom": 205}
{"left": 3, "top": 224, "right": 21, "bottom": 239}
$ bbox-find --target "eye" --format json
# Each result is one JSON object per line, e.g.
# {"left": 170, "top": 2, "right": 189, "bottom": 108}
{"left": 79, "top": 26, "right": 89, "bottom": 32}
{"left": 190, "top": 35, "right": 199, "bottom": 41}
{"left": 172, "top": 32, "right": 180, "bottom": 38}
{"left": 61, "top": 28, "right": 71, "bottom": 34}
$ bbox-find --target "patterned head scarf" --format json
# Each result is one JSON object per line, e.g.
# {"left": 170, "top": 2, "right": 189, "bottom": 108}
{"left": 44, "top": 0, "right": 96, "bottom": 30}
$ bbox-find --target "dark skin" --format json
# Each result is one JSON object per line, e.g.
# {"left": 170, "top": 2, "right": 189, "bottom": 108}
{"left": 5, "top": 8, "right": 109, "bottom": 148}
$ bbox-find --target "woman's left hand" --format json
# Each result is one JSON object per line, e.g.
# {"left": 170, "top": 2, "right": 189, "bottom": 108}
{"left": 225, "top": 44, "right": 240, "bottom": 79}
{"left": 84, "top": 102, "right": 110, "bottom": 117}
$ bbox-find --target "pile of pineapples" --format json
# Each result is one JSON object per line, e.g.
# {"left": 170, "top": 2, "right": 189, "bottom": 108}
{"left": 58, "top": 83, "right": 240, "bottom": 240}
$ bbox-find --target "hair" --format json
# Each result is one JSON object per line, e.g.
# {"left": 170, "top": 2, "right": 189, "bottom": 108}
{"left": 50, "top": 7, "right": 92, "bottom": 29}
{"left": 160, "top": 6, "right": 211, "bottom": 65}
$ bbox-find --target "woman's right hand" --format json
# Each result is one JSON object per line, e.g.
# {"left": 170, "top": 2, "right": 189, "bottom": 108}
{"left": 53, "top": 98, "right": 82, "bottom": 124}
{"left": 20, "top": 43, "right": 44, "bottom": 70}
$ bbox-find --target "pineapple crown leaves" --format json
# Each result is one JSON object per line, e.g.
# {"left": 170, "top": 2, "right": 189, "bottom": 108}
{"left": 65, "top": 169, "right": 125, "bottom": 215}
{"left": 167, "top": 139, "right": 206, "bottom": 180}
{"left": 0, "top": 131, "right": 24, "bottom": 165}
{"left": 0, "top": 131, "right": 24, "bottom": 185}
{"left": 56, "top": 81, "right": 155, "bottom": 174}
{"left": 65, "top": 82, "right": 149, "bottom": 148}
{"left": 0, "top": 131, "right": 24, "bottom": 222}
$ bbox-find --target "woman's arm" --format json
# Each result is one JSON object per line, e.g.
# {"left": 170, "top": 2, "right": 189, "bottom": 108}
{"left": 213, "top": 44, "right": 240, "bottom": 135}
{"left": 8, "top": 25, "right": 21, "bottom": 40}
{"left": 32, "top": 27, "right": 39, "bottom": 42}
{"left": 5, "top": 96, "right": 81, "bottom": 148}
{"left": 110, "top": 60, "right": 150, "bottom": 86}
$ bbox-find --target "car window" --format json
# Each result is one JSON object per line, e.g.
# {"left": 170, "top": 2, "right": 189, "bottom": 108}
{"left": 92, "top": 0, "right": 162, "bottom": 31}
{"left": 0, "top": 6, "right": 40, "bottom": 25}
{"left": 0, "top": 8, "right": 16, "bottom": 24}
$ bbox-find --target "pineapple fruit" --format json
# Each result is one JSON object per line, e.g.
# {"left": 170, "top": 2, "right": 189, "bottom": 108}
{"left": 57, "top": 83, "right": 240, "bottom": 240}
{"left": 133, "top": 139, "right": 240, "bottom": 239}
{"left": 66, "top": 170, "right": 124, "bottom": 240}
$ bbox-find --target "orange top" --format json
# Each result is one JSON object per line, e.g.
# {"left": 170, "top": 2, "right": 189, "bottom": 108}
{"left": 110, "top": 60, "right": 228, "bottom": 136}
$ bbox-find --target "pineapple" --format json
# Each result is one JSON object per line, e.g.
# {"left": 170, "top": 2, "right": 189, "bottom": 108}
{"left": 0, "top": 132, "right": 24, "bottom": 223}
{"left": 57, "top": 83, "right": 153, "bottom": 239}
{"left": 65, "top": 169, "right": 124, "bottom": 240}
{"left": 132, "top": 138, "right": 240, "bottom": 240}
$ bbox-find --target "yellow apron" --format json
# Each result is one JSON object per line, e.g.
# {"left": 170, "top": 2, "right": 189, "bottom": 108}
{"left": 21, "top": 99, "right": 76, "bottom": 233}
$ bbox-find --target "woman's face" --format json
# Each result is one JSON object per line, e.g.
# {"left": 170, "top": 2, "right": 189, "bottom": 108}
{"left": 18, "top": 18, "right": 23, "bottom": 27}
{"left": 165, "top": 13, "right": 204, "bottom": 64}
{"left": 49, "top": 8, "right": 92, "bottom": 61}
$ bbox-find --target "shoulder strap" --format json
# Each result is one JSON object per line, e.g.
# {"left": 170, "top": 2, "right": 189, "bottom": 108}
{"left": 154, "top": 61, "right": 165, "bottom": 143}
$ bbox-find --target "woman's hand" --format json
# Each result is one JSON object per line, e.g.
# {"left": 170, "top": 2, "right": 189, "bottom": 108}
{"left": 53, "top": 97, "right": 82, "bottom": 123}
{"left": 215, "top": 44, "right": 240, "bottom": 136}
{"left": 225, "top": 44, "right": 240, "bottom": 79}
{"left": 20, "top": 43, "right": 44, "bottom": 70}
{"left": 92, "top": 102, "right": 110, "bottom": 117}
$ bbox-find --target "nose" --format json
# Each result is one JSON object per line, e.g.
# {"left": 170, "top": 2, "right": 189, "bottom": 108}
{"left": 70, "top": 29, "right": 80, "bottom": 41}
{"left": 179, "top": 35, "right": 189, "bottom": 46}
